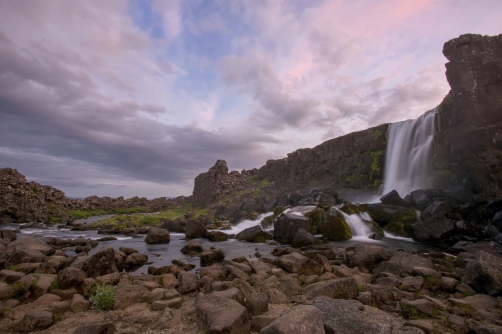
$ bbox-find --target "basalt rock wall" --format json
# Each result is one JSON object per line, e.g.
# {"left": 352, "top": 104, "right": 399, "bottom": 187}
{"left": 432, "top": 33, "right": 502, "bottom": 201}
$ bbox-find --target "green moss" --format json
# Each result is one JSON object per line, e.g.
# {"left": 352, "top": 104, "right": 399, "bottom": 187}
{"left": 305, "top": 208, "right": 325, "bottom": 234}
{"left": 438, "top": 91, "right": 454, "bottom": 114}
{"left": 357, "top": 284, "right": 365, "bottom": 292}
{"left": 7, "top": 265, "right": 18, "bottom": 271}
{"left": 66, "top": 207, "right": 153, "bottom": 220}
{"left": 253, "top": 179, "right": 270, "bottom": 197}
{"left": 49, "top": 216, "right": 62, "bottom": 223}
{"left": 401, "top": 304, "right": 427, "bottom": 319}
{"left": 424, "top": 275, "right": 441, "bottom": 289}
{"left": 53, "top": 314, "right": 62, "bottom": 324}
{"left": 320, "top": 216, "right": 352, "bottom": 241}
{"left": 49, "top": 279, "right": 59, "bottom": 292}
{"left": 373, "top": 129, "right": 383, "bottom": 137}
{"left": 383, "top": 221, "right": 411, "bottom": 238}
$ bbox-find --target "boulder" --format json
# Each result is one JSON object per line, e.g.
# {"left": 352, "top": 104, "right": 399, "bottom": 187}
{"left": 460, "top": 251, "right": 502, "bottom": 295}
{"left": 181, "top": 240, "right": 204, "bottom": 254}
{"left": 206, "top": 231, "right": 229, "bottom": 242}
{"left": 0, "top": 269, "right": 25, "bottom": 284}
{"left": 33, "top": 274, "right": 57, "bottom": 296}
{"left": 236, "top": 226, "right": 273, "bottom": 243}
{"left": 260, "top": 305, "right": 325, "bottom": 334}
{"left": 493, "top": 210, "right": 502, "bottom": 231}
{"left": 125, "top": 253, "right": 148, "bottom": 267}
{"left": 380, "top": 190, "right": 408, "bottom": 207}
{"left": 304, "top": 277, "right": 359, "bottom": 300}
{"left": 195, "top": 294, "right": 250, "bottom": 334}
{"left": 58, "top": 267, "right": 87, "bottom": 289}
{"left": 185, "top": 218, "right": 207, "bottom": 238}
{"left": 70, "top": 294, "right": 91, "bottom": 313}
{"left": 319, "top": 209, "right": 352, "bottom": 241}
{"left": 349, "top": 244, "right": 390, "bottom": 271}
{"left": 276, "top": 252, "right": 324, "bottom": 276}
{"left": 291, "top": 228, "right": 320, "bottom": 248}
{"left": 422, "top": 201, "right": 452, "bottom": 219}
{"left": 313, "top": 296, "right": 402, "bottom": 334}
{"left": 246, "top": 293, "right": 268, "bottom": 316}
{"left": 113, "top": 282, "right": 150, "bottom": 310}
{"left": 411, "top": 214, "right": 455, "bottom": 242}
{"left": 17, "top": 309, "right": 53, "bottom": 332}
{"left": 274, "top": 213, "right": 312, "bottom": 243}
{"left": 410, "top": 190, "right": 433, "bottom": 211}
{"left": 160, "top": 219, "right": 185, "bottom": 233}
{"left": 81, "top": 246, "right": 118, "bottom": 278}
{"left": 367, "top": 204, "right": 419, "bottom": 224}
{"left": 0, "top": 282, "right": 16, "bottom": 299}
{"left": 118, "top": 247, "right": 138, "bottom": 255}
{"left": 177, "top": 272, "right": 198, "bottom": 295}
{"left": 486, "top": 198, "right": 502, "bottom": 217}
{"left": 200, "top": 248, "right": 225, "bottom": 267}
{"left": 145, "top": 227, "right": 170, "bottom": 243}
{"left": 468, "top": 324, "right": 502, "bottom": 334}
{"left": 73, "top": 322, "right": 116, "bottom": 334}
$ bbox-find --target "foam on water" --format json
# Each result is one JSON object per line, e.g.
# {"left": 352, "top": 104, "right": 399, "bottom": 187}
{"left": 229, "top": 212, "right": 274, "bottom": 233}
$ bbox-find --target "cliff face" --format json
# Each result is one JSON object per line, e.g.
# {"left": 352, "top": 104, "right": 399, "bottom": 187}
{"left": 192, "top": 33, "right": 502, "bottom": 208}
{"left": 433, "top": 33, "right": 502, "bottom": 200}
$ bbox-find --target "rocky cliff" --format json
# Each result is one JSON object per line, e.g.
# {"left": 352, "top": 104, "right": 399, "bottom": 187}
{"left": 432, "top": 33, "right": 502, "bottom": 201}
{"left": 0, "top": 168, "right": 185, "bottom": 223}
{"left": 192, "top": 33, "right": 502, "bottom": 209}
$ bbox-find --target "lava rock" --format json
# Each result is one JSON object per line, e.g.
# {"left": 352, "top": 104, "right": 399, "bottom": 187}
{"left": 145, "top": 227, "right": 170, "bottom": 243}
{"left": 274, "top": 213, "right": 312, "bottom": 243}
{"left": 236, "top": 225, "right": 273, "bottom": 243}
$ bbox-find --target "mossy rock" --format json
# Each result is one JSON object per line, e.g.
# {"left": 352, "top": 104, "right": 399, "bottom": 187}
{"left": 273, "top": 207, "right": 286, "bottom": 216}
{"left": 320, "top": 216, "right": 352, "bottom": 241}
{"left": 305, "top": 208, "right": 325, "bottom": 234}
{"left": 367, "top": 204, "right": 419, "bottom": 224}
{"left": 369, "top": 221, "right": 384, "bottom": 238}
{"left": 339, "top": 203, "right": 360, "bottom": 215}
{"left": 383, "top": 221, "right": 412, "bottom": 238}
{"left": 260, "top": 215, "right": 276, "bottom": 229}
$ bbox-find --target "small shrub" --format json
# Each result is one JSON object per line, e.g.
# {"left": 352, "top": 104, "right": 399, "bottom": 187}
{"left": 89, "top": 283, "right": 116, "bottom": 310}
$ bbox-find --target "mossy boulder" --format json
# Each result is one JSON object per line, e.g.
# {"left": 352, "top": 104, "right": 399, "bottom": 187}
{"left": 320, "top": 214, "right": 352, "bottom": 241}
{"left": 367, "top": 204, "right": 419, "bottom": 225}
{"left": 383, "top": 222, "right": 412, "bottom": 238}
{"left": 369, "top": 222, "right": 385, "bottom": 238}
{"left": 305, "top": 208, "right": 325, "bottom": 234}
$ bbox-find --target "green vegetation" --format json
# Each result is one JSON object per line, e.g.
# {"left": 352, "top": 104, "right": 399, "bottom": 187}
{"left": 253, "top": 179, "right": 270, "bottom": 197}
{"left": 424, "top": 275, "right": 442, "bottom": 289}
{"left": 49, "top": 279, "right": 59, "bottom": 292}
{"left": 90, "top": 283, "right": 116, "bottom": 310}
{"left": 401, "top": 304, "right": 427, "bottom": 319}
{"left": 357, "top": 284, "right": 365, "bottom": 292}
{"left": 66, "top": 207, "right": 153, "bottom": 220}
{"left": 53, "top": 314, "right": 62, "bottom": 324}
{"left": 49, "top": 216, "right": 62, "bottom": 223}
{"left": 7, "top": 265, "right": 18, "bottom": 271}
{"left": 373, "top": 129, "right": 383, "bottom": 137}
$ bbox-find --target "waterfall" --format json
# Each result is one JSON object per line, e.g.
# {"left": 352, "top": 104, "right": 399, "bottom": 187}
{"left": 339, "top": 211, "right": 372, "bottom": 237}
{"left": 382, "top": 107, "right": 438, "bottom": 197}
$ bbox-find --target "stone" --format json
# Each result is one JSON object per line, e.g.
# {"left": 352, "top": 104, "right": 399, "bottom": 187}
{"left": 400, "top": 299, "right": 435, "bottom": 317}
{"left": 463, "top": 294, "right": 498, "bottom": 310}
{"left": 274, "top": 212, "right": 312, "bottom": 243}
{"left": 48, "top": 300, "right": 71, "bottom": 314}
{"left": 314, "top": 296, "right": 402, "bottom": 334}
{"left": 200, "top": 248, "right": 225, "bottom": 266}
{"left": 113, "top": 283, "right": 150, "bottom": 310}
{"left": 276, "top": 252, "right": 324, "bottom": 276}
{"left": 460, "top": 251, "right": 502, "bottom": 295}
{"left": 96, "top": 272, "right": 120, "bottom": 285}
{"left": 412, "top": 214, "right": 455, "bottom": 242}
{"left": 392, "top": 326, "right": 426, "bottom": 334}
{"left": 236, "top": 225, "right": 273, "bottom": 243}
{"left": 441, "top": 277, "right": 460, "bottom": 292}
{"left": 70, "top": 294, "right": 91, "bottom": 313}
{"left": 81, "top": 278, "right": 96, "bottom": 298}
{"left": 212, "top": 287, "right": 245, "bottom": 305}
{"left": 118, "top": 247, "right": 138, "bottom": 255}
{"left": 412, "top": 267, "right": 441, "bottom": 278}
{"left": 206, "top": 231, "right": 229, "bottom": 242}
{"left": 304, "top": 277, "right": 358, "bottom": 300}
{"left": 58, "top": 267, "right": 87, "bottom": 289}
{"left": 151, "top": 297, "right": 183, "bottom": 310}
{"left": 145, "top": 227, "right": 170, "bottom": 243}
{"left": 320, "top": 208, "right": 352, "bottom": 241}
{"left": 73, "top": 322, "right": 116, "bottom": 334}
{"left": 51, "top": 288, "right": 78, "bottom": 300}
{"left": 181, "top": 239, "right": 204, "bottom": 254}
{"left": 367, "top": 204, "right": 419, "bottom": 224}
{"left": 410, "top": 190, "right": 433, "bottom": 211}
{"left": 468, "top": 324, "right": 502, "bottom": 334}
{"left": 260, "top": 305, "right": 325, "bottom": 334}
{"left": 80, "top": 246, "right": 118, "bottom": 278}
{"left": 195, "top": 294, "right": 250, "bottom": 334}
{"left": 402, "top": 276, "right": 424, "bottom": 292}
{"left": 251, "top": 316, "right": 276, "bottom": 333}
{"left": 268, "top": 288, "right": 290, "bottom": 304}
{"left": 349, "top": 244, "right": 390, "bottom": 271}
{"left": 403, "top": 319, "right": 433, "bottom": 334}
{"left": 422, "top": 201, "right": 452, "bottom": 219}
{"left": 33, "top": 274, "right": 57, "bottom": 296}
{"left": 162, "top": 273, "right": 178, "bottom": 289}
{"left": 125, "top": 253, "right": 148, "bottom": 267}
{"left": 150, "top": 308, "right": 174, "bottom": 330}
{"left": 380, "top": 190, "right": 408, "bottom": 207}
{"left": 0, "top": 269, "right": 25, "bottom": 284}
{"left": 185, "top": 218, "right": 207, "bottom": 238}
{"left": 493, "top": 210, "right": 502, "bottom": 230}
{"left": 177, "top": 272, "right": 198, "bottom": 295}
{"left": 17, "top": 309, "right": 53, "bottom": 332}
{"left": 486, "top": 199, "right": 502, "bottom": 218}
{"left": 246, "top": 293, "right": 268, "bottom": 316}
{"left": 291, "top": 228, "right": 320, "bottom": 248}
{"left": 0, "top": 282, "right": 16, "bottom": 299}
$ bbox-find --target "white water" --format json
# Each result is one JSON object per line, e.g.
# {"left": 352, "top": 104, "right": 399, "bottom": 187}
{"left": 340, "top": 211, "right": 372, "bottom": 237}
{"left": 382, "top": 107, "right": 438, "bottom": 197}
{"left": 230, "top": 212, "right": 274, "bottom": 233}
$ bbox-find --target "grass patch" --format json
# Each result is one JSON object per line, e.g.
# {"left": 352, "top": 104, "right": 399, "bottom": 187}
{"left": 53, "top": 314, "right": 62, "bottom": 324}
{"left": 401, "top": 304, "right": 426, "bottom": 319}
{"left": 90, "top": 283, "right": 116, "bottom": 310}
{"left": 357, "top": 284, "right": 365, "bottom": 292}
{"left": 253, "top": 179, "right": 270, "bottom": 197}
{"left": 424, "top": 275, "right": 441, "bottom": 289}
{"left": 66, "top": 207, "right": 153, "bottom": 220}
{"left": 49, "top": 279, "right": 59, "bottom": 292}
{"left": 7, "top": 265, "right": 18, "bottom": 272}
{"left": 49, "top": 216, "right": 62, "bottom": 223}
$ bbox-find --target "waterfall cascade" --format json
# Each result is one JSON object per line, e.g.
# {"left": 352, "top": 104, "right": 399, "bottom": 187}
{"left": 382, "top": 107, "right": 438, "bottom": 197}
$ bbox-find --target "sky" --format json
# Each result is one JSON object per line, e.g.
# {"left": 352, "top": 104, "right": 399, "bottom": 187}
{"left": 0, "top": 0, "right": 501, "bottom": 199}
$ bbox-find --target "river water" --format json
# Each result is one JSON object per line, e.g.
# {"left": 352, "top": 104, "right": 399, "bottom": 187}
{"left": 2, "top": 213, "right": 434, "bottom": 275}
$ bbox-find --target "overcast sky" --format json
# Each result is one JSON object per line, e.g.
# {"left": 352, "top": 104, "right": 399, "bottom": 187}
{"left": 0, "top": 0, "right": 500, "bottom": 199}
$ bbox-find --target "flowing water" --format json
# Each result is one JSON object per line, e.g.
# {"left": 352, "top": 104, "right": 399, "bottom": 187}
{"left": 382, "top": 107, "right": 438, "bottom": 198}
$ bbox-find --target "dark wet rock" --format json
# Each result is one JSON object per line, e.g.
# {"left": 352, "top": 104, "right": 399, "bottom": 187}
{"left": 125, "top": 253, "right": 148, "bottom": 267}
{"left": 492, "top": 210, "right": 502, "bottom": 231}
{"left": 274, "top": 213, "right": 312, "bottom": 243}
{"left": 468, "top": 324, "right": 502, "bottom": 334}
{"left": 410, "top": 190, "right": 433, "bottom": 211}
{"left": 145, "top": 227, "right": 170, "bottom": 243}
{"left": 319, "top": 207, "right": 351, "bottom": 241}
{"left": 313, "top": 296, "right": 402, "bottom": 334}
{"left": 455, "top": 220, "right": 478, "bottom": 238}
{"left": 185, "top": 218, "right": 207, "bottom": 238}
{"left": 367, "top": 204, "right": 419, "bottom": 225}
{"left": 200, "top": 248, "right": 225, "bottom": 267}
{"left": 304, "top": 277, "right": 358, "bottom": 300}
{"left": 349, "top": 244, "right": 390, "bottom": 271}
{"left": 73, "top": 322, "right": 116, "bottom": 334}
{"left": 118, "top": 247, "right": 138, "bottom": 255}
{"left": 486, "top": 199, "right": 502, "bottom": 217}
{"left": 80, "top": 246, "right": 118, "bottom": 278}
{"left": 206, "top": 231, "right": 229, "bottom": 242}
{"left": 0, "top": 229, "right": 18, "bottom": 241}
{"left": 373, "top": 252, "right": 434, "bottom": 277}
{"left": 260, "top": 305, "right": 325, "bottom": 334}
{"left": 460, "top": 251, "right": 502, "bottom": 295}
{"left": 236, "top": 225, "right": 273, "bottom": 243}
{"left": 422, "top": 201, "right": 452, "bottom": 219}
{"left": 380, "top": 190, "right": 408, "bottom": 207}
{"left": 195, "top": 293, "right": 250, "bottom": 334}
{"left": 291, "top": 228, "right": 320, "bottom": 248}
{"left": 180, "top": 240, "right": 203, "bottom": 255}
{"left": 411, "top": 214, "right": 455, "bottom": 243}
{"left": 160, "top": 219, "right": 185, "bottom": 233}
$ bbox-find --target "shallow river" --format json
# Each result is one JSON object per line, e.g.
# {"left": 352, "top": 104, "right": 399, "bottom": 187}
{"left": 2, "top": 213, "right": 435, "bottom": 275}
